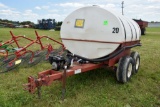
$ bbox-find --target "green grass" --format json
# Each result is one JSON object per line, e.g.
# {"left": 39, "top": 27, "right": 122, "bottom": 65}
{"left": 0, "top": 27, "right": 160, "bottom": 107}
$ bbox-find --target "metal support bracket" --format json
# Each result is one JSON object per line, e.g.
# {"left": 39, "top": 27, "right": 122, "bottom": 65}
{"left": 61, "top": 66, "right": 67, "bottom": 101}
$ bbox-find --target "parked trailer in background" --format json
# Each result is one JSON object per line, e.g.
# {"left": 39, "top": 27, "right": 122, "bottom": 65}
{"left": 133, "top": 19, "right": 148, "bottom": 35}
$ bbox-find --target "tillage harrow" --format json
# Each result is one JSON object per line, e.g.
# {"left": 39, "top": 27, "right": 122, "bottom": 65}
{"left": 0, "top": 31, "right": 65, "bottom": 73}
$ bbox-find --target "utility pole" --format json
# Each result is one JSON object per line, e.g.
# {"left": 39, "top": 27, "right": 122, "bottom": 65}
{"left": 122, "top": 1, "right": 124, "bottom": 15}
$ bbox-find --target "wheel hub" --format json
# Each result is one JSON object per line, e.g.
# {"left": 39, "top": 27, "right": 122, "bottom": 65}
{"left": 136, "top": 58, "right": 140, "bottom": 70}
{"left": 127, "top": 63, "right": 132, "bottom": 78}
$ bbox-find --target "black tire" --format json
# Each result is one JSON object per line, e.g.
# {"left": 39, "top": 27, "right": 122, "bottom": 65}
{"left": 130, "top": 51, "right": 140, "bottom": 74}
{"left": 116, "top": 56, "right": 134, "bottom": 83}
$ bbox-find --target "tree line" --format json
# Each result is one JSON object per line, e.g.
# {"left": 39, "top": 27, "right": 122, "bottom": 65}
{"left": 0, "top": 19, "right": 34, "bottom": 25}
{"left": 0, "top": 19, "right": 63, "bottom": 25}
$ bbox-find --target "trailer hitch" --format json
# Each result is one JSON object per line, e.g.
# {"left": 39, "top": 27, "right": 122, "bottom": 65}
{"left": 24, "top": 63, "right": 104, "bottom": 100}
{"left": 24, "top": 76, "right": 38, "bottom": 93}
{"left": 24, "top": 68, "right": 67, "bottom": 100}
{"left": 23, "top": 76, "right": 42, "bottom": 98}
{"left": 23, "top": 70, "right": 64, "bottom": 98}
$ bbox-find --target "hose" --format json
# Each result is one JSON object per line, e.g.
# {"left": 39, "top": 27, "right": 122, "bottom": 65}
{"left": 72, "top": 43, "right": 141, "bottom": 63}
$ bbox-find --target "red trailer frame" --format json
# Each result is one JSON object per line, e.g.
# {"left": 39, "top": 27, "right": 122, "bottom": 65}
{"left": 24, "top": 40, "right": 141, "bottom": 99}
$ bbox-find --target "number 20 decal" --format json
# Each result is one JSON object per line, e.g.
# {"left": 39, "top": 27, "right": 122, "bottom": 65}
{"left": 112, "top": 27, "right": 119, "bottom": 33}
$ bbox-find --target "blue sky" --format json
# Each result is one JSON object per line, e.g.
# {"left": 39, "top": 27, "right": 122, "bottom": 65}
{"left": 0, "top": 0, "right": 160, "bottom": 23}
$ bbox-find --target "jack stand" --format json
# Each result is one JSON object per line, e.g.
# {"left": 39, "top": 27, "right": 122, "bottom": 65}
{"left": 37, "top": 86, "right": 41, "bottom": 99}
{"left": 35, "top": 78, "right": 41, "bottom": 99}
{"left": 61, "top": 66, "right": 67, "bottom": 101}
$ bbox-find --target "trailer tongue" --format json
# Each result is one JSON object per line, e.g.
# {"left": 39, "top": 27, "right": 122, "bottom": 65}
{"left": 24, "top": 63, "right": 104, "bottom": 97}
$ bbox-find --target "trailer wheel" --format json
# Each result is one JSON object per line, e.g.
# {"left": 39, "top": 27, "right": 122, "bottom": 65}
{"left": 130, "top": 52, "right": 140, "bottom": 74}
{"left": 116, "top": 56, "right": 134, "bottom": 83}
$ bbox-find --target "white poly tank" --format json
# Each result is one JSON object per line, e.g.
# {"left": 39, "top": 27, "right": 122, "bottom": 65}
{"left": 60, "top": 6, "right": 141, "bottom": 59}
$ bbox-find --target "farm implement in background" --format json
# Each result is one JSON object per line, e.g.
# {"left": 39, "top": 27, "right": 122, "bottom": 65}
{"left": 0, "top": 31, "right": 65, "bottom": 73}
{"left": 0, "top": 31, "right": 34, "bottom": 71}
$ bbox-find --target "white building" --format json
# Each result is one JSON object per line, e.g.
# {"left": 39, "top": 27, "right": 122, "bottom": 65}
{"left": 148, "top": 22, "right": 160, "bottom": 27}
